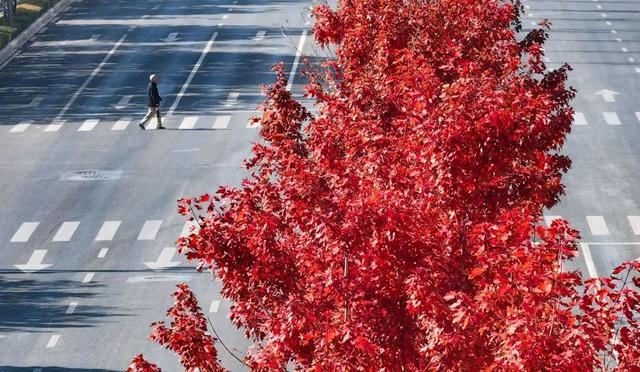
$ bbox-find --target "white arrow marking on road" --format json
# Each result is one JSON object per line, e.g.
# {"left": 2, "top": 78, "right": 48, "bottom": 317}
{"left": 253, "top": 31, "right": 266, "bottom": 41}
{"left": 113, "top": 95, "right": 133, "bottom": 110}
{"left": 26, "top": 96, "right": 44, "bottom": 108}
{"left": 144, "top": 248, "right": 180, "bottom": 271}
{"left": 14, "top": 250, "right": 52, "bottom": 273}
{"left": 160, "top": 32, "right": 180, "bottom": 42}
{"left": 209, "top": 300, "right": 221, "bottom": 313}
{"left": 595, "top": 89, "right": 619, "bottom": 103}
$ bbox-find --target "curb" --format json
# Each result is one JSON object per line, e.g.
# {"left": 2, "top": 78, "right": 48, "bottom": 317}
{"left": 0, "top": 0, "right": 75, "bottom": 69}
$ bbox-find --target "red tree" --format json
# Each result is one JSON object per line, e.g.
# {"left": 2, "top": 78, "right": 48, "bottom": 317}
{"left": 135, "top": 0, "right": 640, "bottom": 369}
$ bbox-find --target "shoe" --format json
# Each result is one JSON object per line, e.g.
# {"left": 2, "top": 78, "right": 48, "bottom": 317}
{"left": 157, "top": 125, "right": 166, "bottom": 129}
{"left": 138, "top": 123, "right": 145, "bottom": 130}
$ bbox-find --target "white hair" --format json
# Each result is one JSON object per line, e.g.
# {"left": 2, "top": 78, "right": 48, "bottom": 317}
{"left": 149, "top": 74, "right": 159, "bottom": 82}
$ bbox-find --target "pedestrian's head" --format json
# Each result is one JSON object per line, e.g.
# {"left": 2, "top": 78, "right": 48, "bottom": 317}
{"left": 149, "top": 74, "right": 159, "bottom": 83}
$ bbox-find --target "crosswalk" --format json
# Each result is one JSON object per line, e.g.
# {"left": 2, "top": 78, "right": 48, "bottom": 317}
{"left": 573, "top": 111, "right": 640, "bottom": 126}
{"left": 4, "top": 114, "right": 257, "bottom": 134}
{"left": 543, "top": 214, "right": 640, "bottom": 238}
{"left": 9, "top": 218, "right": 199, "bottom": 244}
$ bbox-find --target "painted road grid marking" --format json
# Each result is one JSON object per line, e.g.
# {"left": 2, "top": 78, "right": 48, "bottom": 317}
{"left": 95, "top": 220, "right": 121, "bottom": 241}
{"left": 65, "top": 302, "right": 78, "bottom": 314}
{"left": 78, "top": 119, "right": 99, "bottom": 131}
{"left": 586, "top": 216, "right": 611, "bottom": 236}
{"left": 52, "top": 221, "right": 80, "bottom": 242}
{"left": 82, "top": 272, "right": 95, "bottom": 283}
{"left": 9, "top": 121, "right": 32, "bottom": 133}
{"left": 97, "top": 248, "right": 109, "bottom": 258}
{"left": 213, "top": 115, "right": 231, "bottom": 129}
{"left": 11, "top": 222, "right": 40, "bottom": 242}
{"left": 137, "top": 220, "right": 163, "bottom": 240}
{"left": 46, "top": 334, "right": 60, "bottom": 348}
{"left": 179, "top": 116, "right": 198, "bottom": 129}
{"left": 112, "top": 118, "right": 131, "bottom": 131}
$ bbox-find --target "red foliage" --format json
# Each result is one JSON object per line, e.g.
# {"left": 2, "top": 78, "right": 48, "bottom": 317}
{"left": 135, "top": 0, "right": 640, "bottom": 369}
{"left": 127, "top": 354, "right": 161, "bottom": 372}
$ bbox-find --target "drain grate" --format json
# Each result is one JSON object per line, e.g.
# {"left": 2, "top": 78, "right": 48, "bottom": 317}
{"left": 61, "top": 170, "right": 122, "bottom": 181}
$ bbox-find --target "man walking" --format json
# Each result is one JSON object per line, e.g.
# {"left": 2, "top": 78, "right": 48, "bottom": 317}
{"left": 138, "top": 74, "right": 165, "bottom": 130}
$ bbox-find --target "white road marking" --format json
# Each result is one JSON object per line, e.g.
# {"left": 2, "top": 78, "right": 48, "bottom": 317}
{"left": 65, "top": 302, "right": 78, "bottom": 314}
{"left": 52, "top": 221, "right": 80, "bottom": 242}
{"left": 45, "top": 119, "right": 65, "bottom": 132}
{"left": 224, "top": 92, "right": 239, "bottom": 107}
{"left": 544, "top": 215, "right": 561, "bottom": 227}
{"left": 628, "top": 216, "right": 640, "bottom": 235}
{"left": 82, "top": 272, "right": 95, "bottom": 283}
{"left": 14, "top": 250, "right": 52, "bottom": 273}
{"left": 222, "top": 14, "right": 228, "bottom": 19}
{"left": 160, "top": 32, "right": 180, "bottom": 43}
{"left": 168, "top": 32, "right": 217, "bottom": 116}
{"left": 78, "top": 119, "right": 99, "bottom": 131}
{"left": 635, "top": 112, "right": 640, "bottom": 122}
{"left": 247, "top": 119, "right": 260, "bottom": 128}
{"left": 46, "top": 334, "right": 60, "bottom": 348}
{"left": 611, "top": 29, "right": 617, "bottom": 34}
{"left": 622, "top": 47, "right": 628, "bottom": 53}
{"left": 530, "top": 21, "right": 536, "bottom": 26}
{"left": 10, "top": 121, "right": 32, "bottom": 133}
{"left": 616, "top": 38, "right": 622, "bottom": 42}
{"left": 147, "top": 121, "right": 158, "bottom": 130}
{"left": 287, "top": 31, "right": 308, "bottom": 91}
{"left": 597, "top": 4, "right": 602, "bottom": 9}
{"left": 213, "top": 115, "right": 231, "bottom": 129}
{"left": 54, "top": 34, "right": 128, "bottom": 121}
{"left": 127, "top": 274, "right": 192, "bottom": 283}
{"left": 209, "top": 300, "right": 221, "bottom": 313}
{"left": 579, "top": 243, "right": 599, "bottom": 279}
{"left": 137, "top": 220, "right": 162, "bottom": 240}
{"left": 573, "top": 112, "right": 587, "bottom": 125}
{"left": 97, "top": 248, "right": 109, "bottom": 258}
{"left": 111, "top": 118, "right": 131, "bottom": 131}
{"left": 594, "top": 89, "right": 618, "bottom": 102}
{"left": 218, "top": 23, "right": 224, "bottom": 27}
{"left": 180, "top": 219, "right": 200, "bottom": 237}
{"left": 586, "top": 216, "right": 610, "bottom": 235}
{"left": 179, "top": 116, "right": 198, "bottom": 129}
{"left": 603, "top": 112, "right": 621, "bottom": 125}
{"left": 606, "top": 21, "right": 612, "bottom": 26}
{"left": 254, "top": 30, "right": 266, "bottom": 41}
{"left": 95, "top": 221, "right": 121, "bottom": 241}
{"left": 89, "top": 34, "right": 101, "bottom": 41}
{"left": 628, "top": 57, "right": 635, "bottom": 63}
{"left": 601, "top": 13, "right": 608, "bottom": 17}
{"left": 26, "top": 96, "right": 44, "bottom": 107}
{"left": 113, "top": 95, "right": 133, "bottom": 110}
{"left": 11, "top": 222, "right": 40, "bottom": 242}
{"left": 144, "top": 247, "right": 180, "bottom": 271}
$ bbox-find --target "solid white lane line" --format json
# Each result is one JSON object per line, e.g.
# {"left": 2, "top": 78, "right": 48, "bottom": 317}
{"left": 97, "top": 248, "right": 109, "bottom": 258}
{"left": 54, "top": 34, "right": 128, "bottom": 121}
{"left": 543, "top": 215, "right": 561, "bottom": 227}
{"left": 11, "top": 222, "right": 40, "bottom": 242}
{"left": 573, "top": 112, "right": 587, "bottom": 125}
{"left": 46, "top": 334, "right": 60, "bottom": 348}
{"left": 45, "top": 119, "right": 65, "bottom": 132}
{"left": 179, "top": 116, "right": 198, "bottom": 129}
{"left": 286, "top": 31, "right": 308, "bottom": 91}
{"left": 82, "top": 272, "right": 95, "bottom": 283}
{"left": 603, "top": 112, "right": 621, "bottom": 125}
{"left": 224, "top": 92, "right": 239, "bottom": 107}
{"left": 580, "top": 243, "right": 599, "bottom": 279}
{"left": 78, "top": 119, "right": 99, "bottom": 131}
{"left": 628, "top": 216, "right": 640, "bottom": 235}
{"left": 209, "top": 300, "right": 221, "bottom": 313}
{"left": 95, "top": 220, "right": 121, "bottom": 241}
{"left": 180, "top": 219, "right": 200, "bottom": 237}
{"left": 52, "top": 221, "right": 80, "bottom": 242}
{"left": 10, "top": 121, "right": 32, "bottom": 133}
{"left": 65, "top": 302, "right": 78, "bottom": 314}
{"left": 168, "top": 32, "right": 217, "bottom": 116}
{"left": 137, "top": 220, "right": 163, "bottom": 240}
{"left": 213, "top": 115, "right": 231, "bottom": 129}
{"left": 586, "top": 216, "right": 610, "bottom": 236}
{"left": 111, "top": 118, "right": 131, "bottom": 131}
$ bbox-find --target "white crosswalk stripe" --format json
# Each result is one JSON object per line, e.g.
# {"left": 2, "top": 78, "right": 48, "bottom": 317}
{"left": 627, "top": 216, "right": 640, "bottom": 235}
{"left": 11, "top": 222, "right": 40, "bottom": 242}
{"left": 45, "top": 120, "right": 65, "bottom": 132}
{"left": 573, "top": 112, "right": 587, "bottom": 126}
{"left": 213, "top": 115, "right": 231, "bottom": 129}
{"left": 95, "top": 221, "right": 121, "bottom": 241}
{"left": 544, "top": 215, "right": 561, "bottom": 227}
{"left": 179, "top": 116, "right": 198, "bottom": 129}
{"left": 78, "top": 119, "right": 99, "bottom": 131}
{"left": 52, "top": 221, "right": 80, "bottom": 242}
{"left": 180, "top": 219, "right": 200, "bottom": 237}
{"left": 603, "top": 112, "right": 621, "bottom": 125}
{"left": 586, "top": 216, "right": 610, "bottom": 236}
{"left": 10, "top": 121, "right": 32, "bottom": 133}
{"left": 137, "top": 220, "right": 163, "bottom": 240}
{"left": 111, "top": 118, "right": 131, "bottom": 131}
{"left": 225, "top": 92, "right": 239, "bottom": 107}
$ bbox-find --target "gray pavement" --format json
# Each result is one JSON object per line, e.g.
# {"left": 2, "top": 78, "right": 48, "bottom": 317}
{"left": 0, "top": 0, "right": 639, "bottom": 370}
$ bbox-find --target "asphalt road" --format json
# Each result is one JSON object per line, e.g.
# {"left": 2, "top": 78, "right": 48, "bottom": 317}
{"left": 0, "top": 0, "right": 639, "bottom": 370}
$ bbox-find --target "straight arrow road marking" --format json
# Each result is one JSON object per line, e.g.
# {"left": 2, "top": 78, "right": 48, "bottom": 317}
{"left": 213, "top": 115, "right": 230, "bottom": 129}
{"left": 179, "top": 116, "right": 198, "bottom": 129}
{"left": 137, "top": 220, "right": 162, "bottom": 240}
{"left": 595, "top": 89, "right": 619, "bottom": 103}
{"left": 603, "top": 112, "right": 621, "bottom": 125}
{"left": 78, "top": 119, "right": 99, "bottom": 131}
{"left": 144, "top": 247, "right": 180, "bottom": 271}
{"left": 209, "top": 300, "right": 221, "bottom": 313}
{"left": 111, "top": 118, "right": 131, "bottom": 131}
{"left": 11, "top": 222, "right": 39, "bottom": 242}
{"left": 10, "top": 121, "right": 32, "bottom": 133}
{"left": 160, "top": 32, "right": 180, "bottom": 42}
{"left": 113, "top": 95, "right": 133, "bottom": 110}
{"left": 46, "top": 334, "right": 60, "bottom": 348}
{"left": 287, "top": 31, "right": 308, "bottom": 91}
{"left": 168, "top": 32, "right": 217, "bottom": 116}
{"left": 52, "top": 221, "right": 80, "bottom": 241}
{"left": 95, "top": 220, "right": 121, "bottom": 241}
{"left": 14, "top": 250, "right": 52, "bottom": 273}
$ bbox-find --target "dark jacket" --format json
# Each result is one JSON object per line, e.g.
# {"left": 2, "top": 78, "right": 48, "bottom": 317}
{"left": 147, "top": 82, "right": 162, "bottom": 107}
